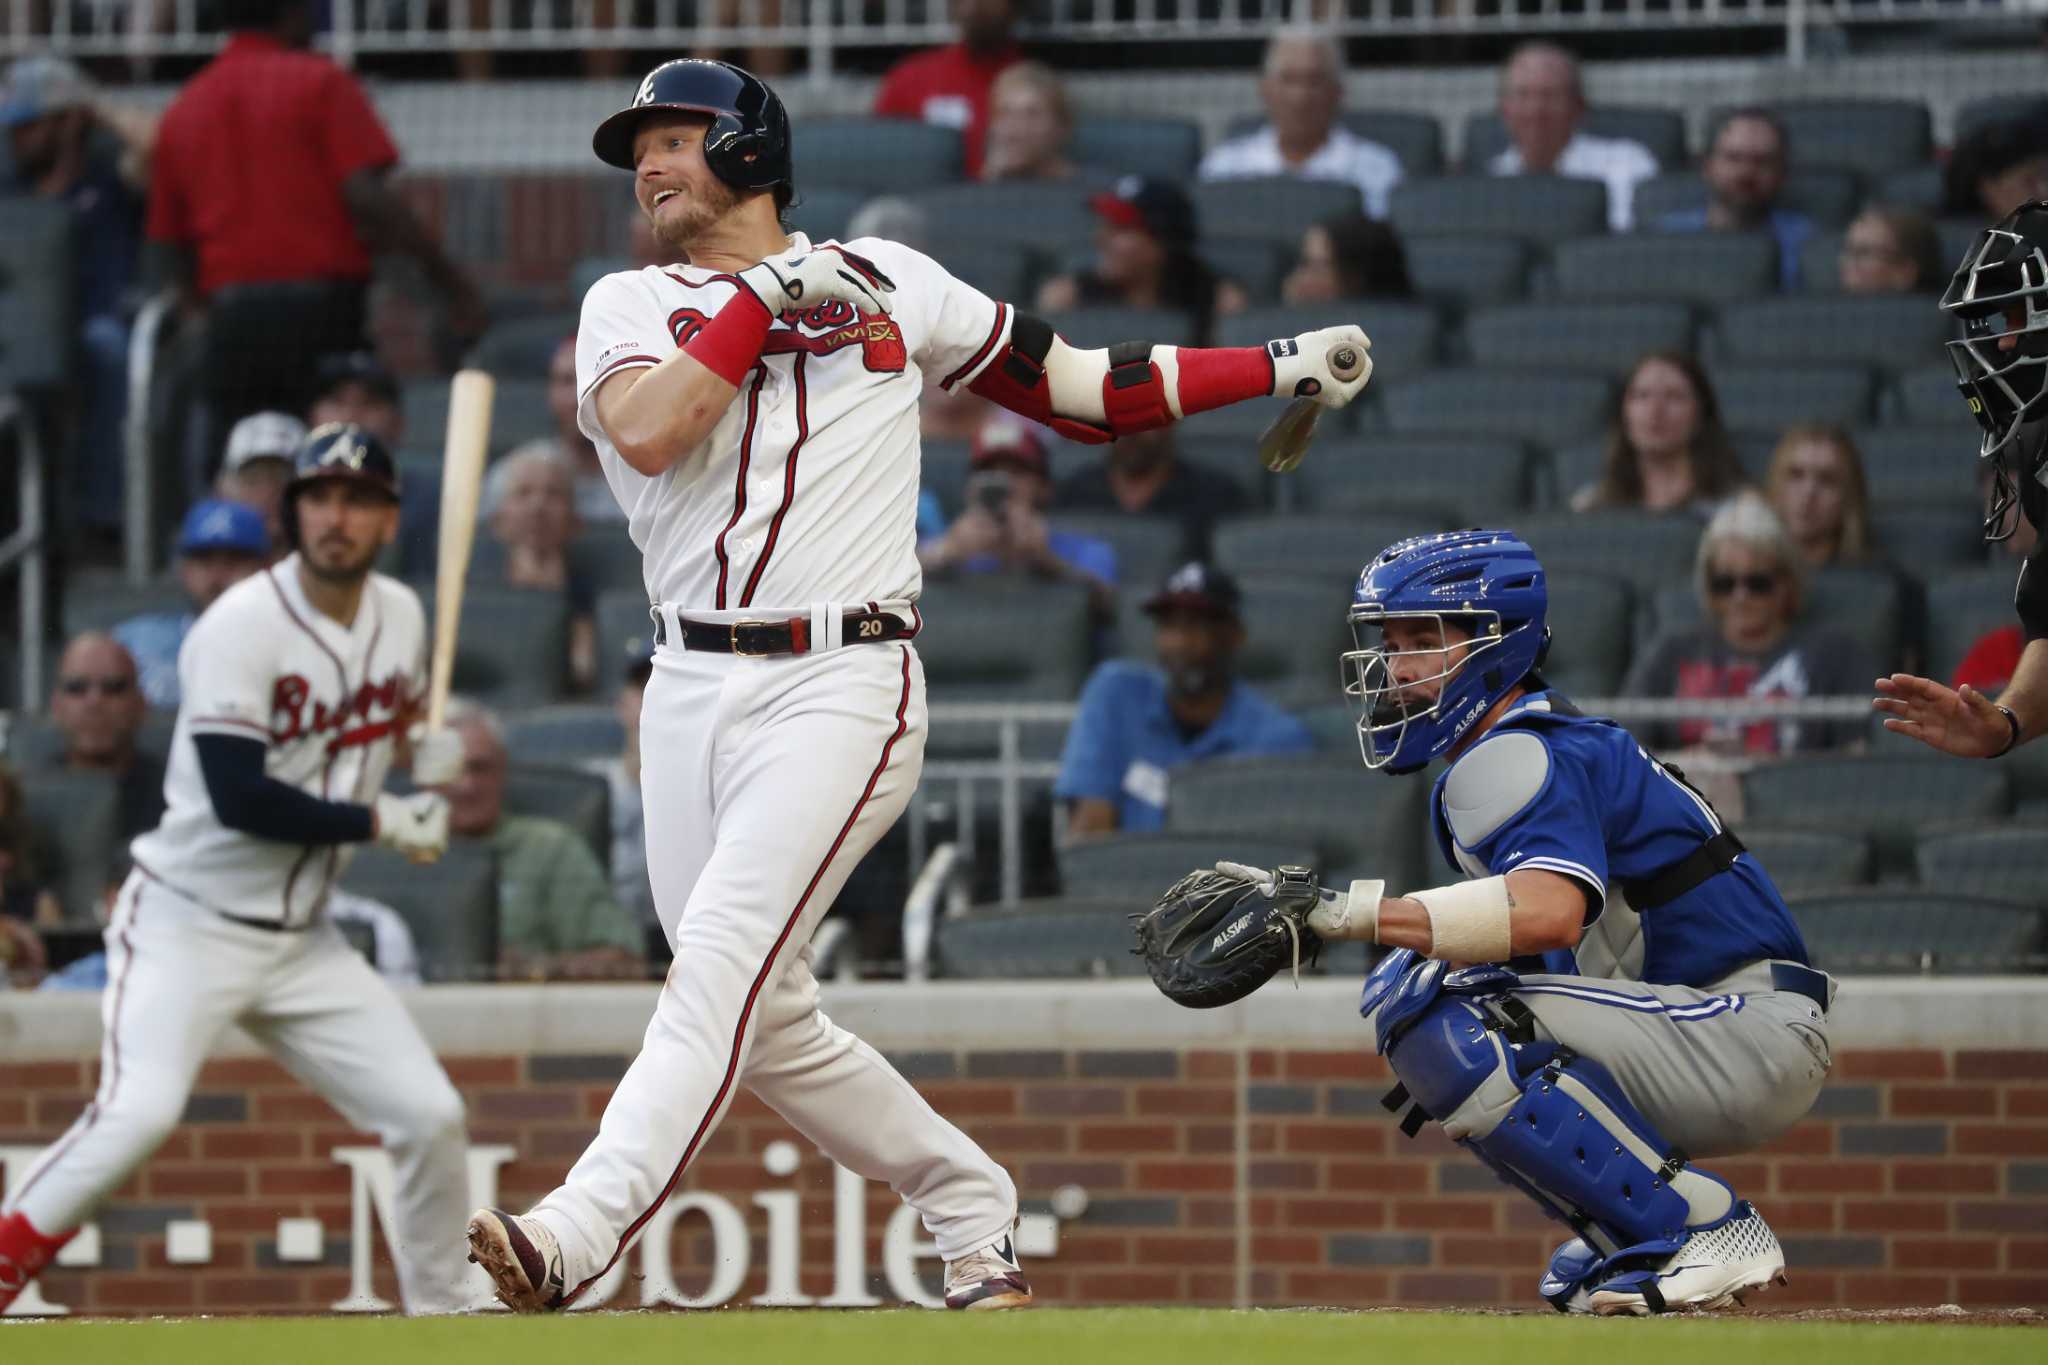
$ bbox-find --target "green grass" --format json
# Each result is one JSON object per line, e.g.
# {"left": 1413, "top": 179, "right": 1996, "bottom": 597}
{"left": 2, "top": 1308, "right": 2037, "bottom": 1365}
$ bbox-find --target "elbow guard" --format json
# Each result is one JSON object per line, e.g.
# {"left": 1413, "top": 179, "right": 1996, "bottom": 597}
{"left": 966, "top": 313, "right": 1184, "bottom": 444}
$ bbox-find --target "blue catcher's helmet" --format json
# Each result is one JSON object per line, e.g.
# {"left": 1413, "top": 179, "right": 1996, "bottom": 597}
{"left": 1341, "top": 529, "right": 1550, "bottom": 774}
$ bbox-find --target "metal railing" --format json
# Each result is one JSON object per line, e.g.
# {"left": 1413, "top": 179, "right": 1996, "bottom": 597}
{"left": 0, "top": 396, "right": 47, "bottom": 712}
{"left": 6, "top": 0, "right": 2037, "bottom": 68}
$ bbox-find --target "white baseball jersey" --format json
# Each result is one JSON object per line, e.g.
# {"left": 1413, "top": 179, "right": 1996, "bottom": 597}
{"left": 574, "top": 232, "right": 1015, "bottom": 613}
{"left": 129, "top": 559, "right": 426, "bottom": 926}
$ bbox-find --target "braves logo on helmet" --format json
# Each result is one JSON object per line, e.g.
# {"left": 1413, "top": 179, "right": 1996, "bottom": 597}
{"left": 280, "top": 423, "right": 400, "bottom": 551}
{"left": 592, "top": 58, "right": 792, "bottom": 192}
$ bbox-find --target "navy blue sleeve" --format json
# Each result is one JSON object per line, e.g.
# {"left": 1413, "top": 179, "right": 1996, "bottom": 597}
{"left": 193, "top": 734, "right": 376, "bottom": 845}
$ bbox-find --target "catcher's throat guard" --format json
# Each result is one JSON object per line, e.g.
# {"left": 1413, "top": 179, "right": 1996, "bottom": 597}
{"left": 1134, "top": 864, "right": 1324, "bottom": 1009}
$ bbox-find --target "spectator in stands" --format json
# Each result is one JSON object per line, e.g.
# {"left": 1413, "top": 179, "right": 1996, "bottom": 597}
{"left": 503, "top": 336, "right": 619, "bottom": 526}
{"left": 30, "top": 856, "right": 124, "bottom": 991}
{"left": 1838, "top": 205, "right": 1944, "bottom": 295}
{"left": 42, "top": 633, "right": 167, "bottom": 843}
{"left": 306, "top": 351, "right": 404, "bottom": 448}
{"left": 1572, "top": 351, "right": 1748, "bottom": 515}
{"left": 2, "top": 55, "right": 155, "bottom": 550}
{"left": 919, "top": 418, "right": 1118, "bottom": 617}
{"left": 478, "top": 447, "right": 598, "bottom": 695}
{"left": 1943, "top": 108, "right": 2048, "bottom": 222}
{"left": 0, "top": 760, "right": 62, "bottom": 944}
{"left": 1037, "top": 176, "right": 1247, "bottom": 345}
{"left": 980, "top": 62, "right": 1077, "bottom": 183}
{"left": 1656, "top": 109, "right": 1812, "bottom": 292}
{"left": 1197, "top": 31, "right": 1402, "bottom": 220}
{"left": 1052, "top": 425, "right": 1245, "bottom": 560}
{"left": 212, "top": 410, "right": 304, "bottom": 558}
{"left": 113, "top": 499, "right": 270, "bottom": 709}
{"left": 1281, "top": 212, "right": 1416, "bottom": 303}
{"left": 1764, "top": 424, "right": 1872, "bottom": 569}
{"left": 1488, "top": 41, "right": 1657, "bottom": 232}
{"left": 1625, "top": 496, "right": 1872, "bottom": 757}
{"left": 150, "top": 0, "right": 481, "bottom": 490}
{"left": 1055, "top": 562, "right": 1313, "bottom": 838}
{"left": 440, "top": 700, "right": 643, "bottom": 981}
{"left": 873, "top": 0, "right": 1021, "bottom": 179}
{"left": 1952, "top": 488, "right": 2038, "bottom": 695}
{"left": 583, "top": 643, "right": 654, "bottom": 940}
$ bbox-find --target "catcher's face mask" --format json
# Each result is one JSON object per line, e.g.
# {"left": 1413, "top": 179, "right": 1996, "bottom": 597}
{"left": 1941, "top": 200, "right": 2048, "bottom": 540}
{"left": 1341, "top": 610, "right": 1502, "bottom": 773}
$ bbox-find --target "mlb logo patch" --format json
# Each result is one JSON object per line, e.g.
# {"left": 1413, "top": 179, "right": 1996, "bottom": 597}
{"left": 1266, "top": 338, "right": 1300, "bottom": 359}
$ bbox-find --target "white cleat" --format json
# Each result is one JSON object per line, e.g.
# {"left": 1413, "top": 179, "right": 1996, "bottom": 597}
{"left": 943, "top": 1232, "right": 1033, "bottom": 1310}
{"left": 465, "top": 1207, "right": 566, "bottom": 1312}
{"left": 1587, "top": 1203, "right": 1787, "bottom": 1316}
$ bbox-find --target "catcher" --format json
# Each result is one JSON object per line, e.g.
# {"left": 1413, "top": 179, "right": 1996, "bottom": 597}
{"left": 1135, "top": 529, "right": 1834, "bottom": 1315}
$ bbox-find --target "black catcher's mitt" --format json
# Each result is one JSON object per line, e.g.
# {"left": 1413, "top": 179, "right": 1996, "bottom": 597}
{"left": 1133, "top": 863, "right": 1324, "bottom": 1009}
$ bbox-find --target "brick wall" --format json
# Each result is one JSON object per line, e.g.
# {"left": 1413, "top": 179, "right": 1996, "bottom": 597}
{"left": 6, "top": 1045, "right": 2046, "bottom": 1315}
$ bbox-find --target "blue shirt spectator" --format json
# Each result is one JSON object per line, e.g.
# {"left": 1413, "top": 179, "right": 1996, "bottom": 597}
{"left": 113, "top": 499, "right": 270, "bottom": 708}
{"left": 1655, "top": 109, "right": 1812, "bottom": 292}
{"left": 1056, "top": 562, "right": 1314, "bottom": 835}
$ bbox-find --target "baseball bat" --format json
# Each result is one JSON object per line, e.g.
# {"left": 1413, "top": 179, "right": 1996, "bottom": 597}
{"left": 426, "top": 369, "right": 495, "bottom": 733}
{"left": 1257, "top": 344, "right": 1366, "bottom": 475}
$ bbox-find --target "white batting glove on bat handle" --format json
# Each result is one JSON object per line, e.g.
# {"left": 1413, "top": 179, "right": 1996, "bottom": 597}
{"left": 738, "top": 243, "right": 896, "bottom": 317}
{"left": 374, "top": 792, "right": 450, "bottom": 865}
{"left": 1268, "top": 325, "right": 1373, "bottom": 410}
{"left": 408, "top": 726, "right": 464, "bottom": 788}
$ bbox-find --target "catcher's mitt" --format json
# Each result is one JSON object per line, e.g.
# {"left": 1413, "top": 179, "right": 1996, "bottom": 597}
{"left": 1132, "top": 863, "right": 1324, "bottom": 1009}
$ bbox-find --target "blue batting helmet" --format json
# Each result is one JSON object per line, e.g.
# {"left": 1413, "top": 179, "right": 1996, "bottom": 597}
{"left": 281, "top": 422, "right": 399, "bottom": 550}
{"left": 1341, "top": 529, "right": 1550, "bottom": 774}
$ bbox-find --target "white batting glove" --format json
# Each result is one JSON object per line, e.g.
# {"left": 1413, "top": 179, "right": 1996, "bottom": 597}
{"left": 374, "top": 792, "right": 450, "bottom": 865}
{"left": 408, "top": 726, "right": 464, "bottom": 787}
{"left": 737, "top": 243, "right": 896, "bottom": 317}
{"left": 1267, "top": 324, "right": 1374, "bottom": 410}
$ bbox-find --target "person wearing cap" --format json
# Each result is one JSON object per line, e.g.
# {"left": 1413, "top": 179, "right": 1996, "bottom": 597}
{"left": 3, "top": 53, "right": 156, "bottom": 544}
{"left": 306, "top": 351, "right": 406, "bottom": 448}
{"left": 1036, "top": 176, "right": 1249, "bottom": 346}
{"left": 1054, "top": 562, "right": 1313, "bottom": 838}
{"left": 213, "top": 411, "right": 306, "bottom": 558}
{"left": 918, "top": 417, "right": 1119, "bottom": 618}
{"left": 111, "top": 499, "right": 272, "bottom": 708}
{"left": 1197, "top": 31, "right": 1403, "bottom": 219}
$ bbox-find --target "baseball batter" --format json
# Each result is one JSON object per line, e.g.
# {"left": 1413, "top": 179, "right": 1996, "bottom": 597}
{"left": 463, "top": 58, "right": 1373, "bottom": 1311}
{"left": 0, "top": 425, "right": 476, "bottom": 1316}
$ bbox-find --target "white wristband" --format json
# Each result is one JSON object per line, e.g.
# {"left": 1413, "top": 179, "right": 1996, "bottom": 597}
{"left": 1411, "top": 875, "right": 1515, "bottom": 963}
{"left": 1306, "top": 879, "right": 1384, "bottom": 941}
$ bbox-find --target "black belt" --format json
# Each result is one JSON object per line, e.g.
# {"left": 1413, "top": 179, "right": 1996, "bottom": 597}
{"left": 1769, "top": 961, "right": 1831, "bottom": 1014}
{"left": 649, "top": 608, "right": 911, "bottom": 656}
{"left": 1619, "top": 830, "right": 1746, "bottom": 911}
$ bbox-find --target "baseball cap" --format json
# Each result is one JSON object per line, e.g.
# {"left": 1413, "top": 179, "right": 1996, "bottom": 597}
{"left": 313, "top": 351, "right": 400, "bottom": 407}
{"left": 177, "top": 498, "right": 270, "bottom": 558}
{"left": 221, "top": 411, "right": 307, "bottom": 474}
{"left": 1090, "top": 175, "right": 1196, "bottom": 245}
{"left": 970, "top": 419, "right": 1050, "bottom": 479}
{"left": 1142, "top": 561, "right": 1242, "bottom": 620}
{"left": 0, "top": 56, "right": 92, "bottom": 130}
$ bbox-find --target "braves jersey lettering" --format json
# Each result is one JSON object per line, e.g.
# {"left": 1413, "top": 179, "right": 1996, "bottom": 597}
{"left": 575, "top": 233, "right": 1012, "bottom": 614}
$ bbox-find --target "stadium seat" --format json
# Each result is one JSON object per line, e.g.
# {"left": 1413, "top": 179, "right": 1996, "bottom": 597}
{"left": 1548, "top": 233, "right": 1779, "bottom": 306}
{"left": 567, "top": 528, "right": 645, "bottom": 596}
{"left": 1213, "top": 514, "right": 1453, "bottom": 587}
{"left": 1762, "top": 100, "right": 1932, "bottom": 179}
{"left": 1888, "top": 366, "right": 1969, "bottom": 428}
{"left": 1634, "top": 168, "right": 1861, "bottom": 230}
{"left": 1198, "top": 239, "right": 1288, "bottom": 303}
{"left": 1296, "top": 435, "right": 1532, "bottom": 519}
{"left": 786, "top": 186, "right": 868, "bottom": 244}
{"left": 936, "top": 899, "right": 1148, "bottom": 979}
{"left": 793, "top": 119, "right": 964, "bottom": 192}
{"left": 442, "top": 584, "right": 570, "bottom": 707}
{"left": 1044, "top": 306, "right": 1198, "bottom": 349}
{"left": 503, "top": 763, "right": 610, "bottom": 871}
{"left": 504, "top": 705, "right": 624, "bottom": 766}
{"left": 1217, "top": 302, "right": 1442, "bottom": 378}
{"left": 402, "top": 379, "right": 454, "bottom": 453}
{"left": 1797, "top": 231, "right": 1843, "bottom": 294}
{"left": 1712, "top": 364, "right": 1875, "bottom": 432}
{"left": 1741, "top": 756, "right": 2009, "bottom": 877}
{"left": 1923, "top": 568, "right": 2022, "bottom": 683}
{"left": 466, "top": 311, "right": 577, "bottom": 377}
{"left": 1228, "top": 110, "right": 1446, "bottom": 176}
{"left": 1916, "top": 828, "right": 2048, "bottom": 911}
{"left": 1293, "top": 700, "right": 1359, "bottom": 753}
{"left": 1048, "top": 513, "right": 1184, "bottom": 596}
{"left": 1389, "top": 176, "right": 1609, "bottom": 246}
{"left": 915, "top": 580, "right": 1094, "bottom": 701}
{"left": 1233, "top": 575, "right": 1357, "bottom": 707}
{"left": 61, "top": 574, "right": 190, "bottom": 638}
{"left": 1167, "top": 753, "right": 1430, "bottom": 890}
{"left": 593, "top": 589, "right": 656, "bottom": 702}
{"left": 1787, "top": 890, "right": 2042, "bottom": 975}
{"left": 1854, "top": 426, "right": 1981, "bottom": 504}
{"left": 1515, "top": 511, "right": 1698, "bottom": 596}
{"left": 1869, "top": 505, "right": 1987, "bottom": 574}
{"left": 1954, "top": 93, "right": 2046, "bottom": 144}
{"left": 920, "top": 436, "right": 974, "bottom": 516}
{"left": 913, "top": 182, "right": 1098, "bottom": 256}
{"left": 1464, "top": 302, "right": 1694, "bottom": 374}
{"left": 343, "top": 843, "right": 498, "bottom": 983}
{"left": 1405, "top": 236, "right": 1531, "bottom": 309}
{"left": 1874, "top": 164, "right": 1944, "bottom": 215}
{"left": 21, "top": 770, "right": 118, "bottom": 924}
{"left": 1736, "top": 828, "right": 1872, "bottom": 895}
{"left": 933, "top": 240, "right": 1035, "bottom": 304}
{"left": 1711, "top": 296, "right": 1953, "bottom": 375}
{"left": 1071, "top": 118, "right": 1201, "bottom": 180}
{"left": 1191, "top": 178, "right": 1364, "bottom": 247}
{"left": 492, "top": 377, "right": 554, "bottom": 453}
{"left": 0, "top": 197, "right": 73, "bottom": 390}
{"left": 1537, "top": 570, "right": 1636, "bottom": 698}
{"left": 1461, "top": 106, "right": 1688, "bottom": 171}
{"left": 1058, "top": 832, "right": 1318, "bottom": 901}
{"left": 1542, "top": 440, "right": 1605, "bottom": 507}
{"left": 1382, "top": 370, "right": 1612, "bottom": 447}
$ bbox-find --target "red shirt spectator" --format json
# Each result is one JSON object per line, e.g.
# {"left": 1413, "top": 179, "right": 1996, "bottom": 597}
{"left": 1954, "top": 626, "right": 2025, "bottom": 694}
{"left": 147, "top": 32, "right": 396, "bottom": 295}
{"left": 872, "top": 0, "right": 1021, "bottom": 177}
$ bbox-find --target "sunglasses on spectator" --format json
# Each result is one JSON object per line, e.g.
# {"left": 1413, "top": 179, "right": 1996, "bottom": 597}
{"left": 1707, "top": 572, "right": 1780, "bottom": 598}
{"left": 59, "top": 675, "right": 134, "bottom": 697}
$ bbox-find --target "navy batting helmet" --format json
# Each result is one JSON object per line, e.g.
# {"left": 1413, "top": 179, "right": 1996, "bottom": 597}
{"left": 281, "top": 422, "right": 399, "bottom": 550}
{"left": 592, "top": 58, "right": 792, "bottom": 194}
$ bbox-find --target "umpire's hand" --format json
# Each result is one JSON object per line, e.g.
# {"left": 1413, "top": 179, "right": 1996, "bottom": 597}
{"left": 1873, "top": 673, "right": 2018, "bottom": 758}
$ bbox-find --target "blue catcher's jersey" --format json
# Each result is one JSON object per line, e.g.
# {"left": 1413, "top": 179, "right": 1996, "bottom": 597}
{"left": 1428, "top": 690, "right": 1811, "bottom": 987}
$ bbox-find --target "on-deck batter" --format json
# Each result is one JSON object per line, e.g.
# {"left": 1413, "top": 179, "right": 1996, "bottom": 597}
{"left": 464, "top": 58, "right": 1375, "bottom": 1312}
{"left": 0, "top": 425, "right": 477, "bottom": 1316}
